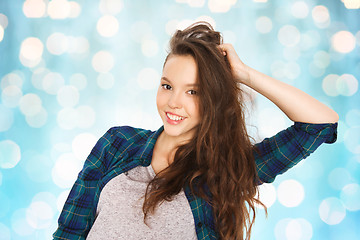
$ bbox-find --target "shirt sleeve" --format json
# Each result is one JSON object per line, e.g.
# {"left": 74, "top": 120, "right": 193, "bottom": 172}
{"left": 254, "top": 122, "right": 338, "bottom": 184}
{"left": 53, "top": 128, "right": 117, "bottom": 240}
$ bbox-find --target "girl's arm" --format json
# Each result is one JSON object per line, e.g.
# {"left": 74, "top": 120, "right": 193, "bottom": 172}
{"left": 220, "top": 43, "right": 339, "bottom": 124}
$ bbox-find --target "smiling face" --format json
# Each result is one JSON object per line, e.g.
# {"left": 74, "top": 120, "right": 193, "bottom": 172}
{"left": 156, "top": 54, "right": 201, "bottom": 142}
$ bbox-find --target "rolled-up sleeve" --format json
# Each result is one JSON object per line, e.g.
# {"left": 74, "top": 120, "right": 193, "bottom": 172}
{"left": 53, "top": 128, "right": 116, "bottom": 240}
{"left": 254, "top": 122, "right": 338, "bottom": 184}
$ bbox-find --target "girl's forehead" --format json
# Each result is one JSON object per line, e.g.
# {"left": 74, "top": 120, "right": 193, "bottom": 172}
{"left": 162, "top": 55, "right": 198, "bottom": 85}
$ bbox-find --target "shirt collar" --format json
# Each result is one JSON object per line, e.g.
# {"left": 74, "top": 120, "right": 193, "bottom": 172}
{"left": 136, "top": 125, "right": 164, "bottom": 166}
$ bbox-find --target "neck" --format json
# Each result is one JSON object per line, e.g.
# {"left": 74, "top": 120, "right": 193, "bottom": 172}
{"left": 155, "top": 131, "right": 192, "bottom": 165}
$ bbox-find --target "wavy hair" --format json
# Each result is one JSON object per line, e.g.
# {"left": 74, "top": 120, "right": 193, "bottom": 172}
{"left": 143, "top": 22, "right": 265, "bottom": 239}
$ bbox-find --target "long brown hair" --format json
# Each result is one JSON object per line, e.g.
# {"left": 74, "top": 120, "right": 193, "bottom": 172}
{"left": 143, "top": 22, "right": 265, "bottom": 239}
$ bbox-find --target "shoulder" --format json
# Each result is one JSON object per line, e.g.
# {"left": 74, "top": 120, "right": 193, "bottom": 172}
{"left": 107, "top": 126, "right": 154, "bottom": 142}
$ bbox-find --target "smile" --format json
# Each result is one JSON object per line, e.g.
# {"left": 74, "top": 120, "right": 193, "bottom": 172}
{"left": 166, "top": 112, "right": 185, "bottom": 123}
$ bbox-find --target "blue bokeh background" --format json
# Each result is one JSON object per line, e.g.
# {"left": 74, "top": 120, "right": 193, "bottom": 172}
{"left": 0, "top": 0, "right": 359, "bottom": 239}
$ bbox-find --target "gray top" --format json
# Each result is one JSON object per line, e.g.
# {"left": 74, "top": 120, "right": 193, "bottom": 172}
{"left": 86, "top": 164, "right": 197, "bottom": 240}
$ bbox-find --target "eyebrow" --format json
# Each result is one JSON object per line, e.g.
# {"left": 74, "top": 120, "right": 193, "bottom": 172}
{"left": 161, "top": 76, "right": 198, "bottom": 87}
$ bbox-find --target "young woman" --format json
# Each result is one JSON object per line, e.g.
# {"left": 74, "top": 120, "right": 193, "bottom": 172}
{"left": 53, "top": 22, "right": 338, "bottom": 240}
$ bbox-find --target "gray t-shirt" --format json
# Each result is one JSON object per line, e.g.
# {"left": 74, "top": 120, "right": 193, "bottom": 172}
{"left": 86, "top": 165, "right": 197, "bottom": 240}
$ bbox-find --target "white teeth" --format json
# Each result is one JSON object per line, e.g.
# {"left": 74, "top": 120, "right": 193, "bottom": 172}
{"left": 166, "top": 113, "right": 184, "bottom": 121}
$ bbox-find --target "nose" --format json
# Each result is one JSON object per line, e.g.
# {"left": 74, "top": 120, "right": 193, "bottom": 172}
{"left": 168, "top": 92, "right": 182, "bottom": 109}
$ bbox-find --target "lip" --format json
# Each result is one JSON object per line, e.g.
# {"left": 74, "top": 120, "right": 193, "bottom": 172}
{"left": 165, "top": 111, "right": 186, "bottom": 125}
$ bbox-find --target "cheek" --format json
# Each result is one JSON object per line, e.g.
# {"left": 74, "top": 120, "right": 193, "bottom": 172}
{"left": 156, "top": 89, "right": 166, "bottom": 109}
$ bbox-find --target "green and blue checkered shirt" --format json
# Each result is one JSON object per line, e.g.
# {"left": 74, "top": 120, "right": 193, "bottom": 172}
{"left": 53, "top": 122, "right": 337, "bottom": 240}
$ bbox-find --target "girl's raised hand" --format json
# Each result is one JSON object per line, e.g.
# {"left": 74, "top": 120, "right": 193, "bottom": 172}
{"left": 219, "top": 43, "right": 251, "bottom": 86}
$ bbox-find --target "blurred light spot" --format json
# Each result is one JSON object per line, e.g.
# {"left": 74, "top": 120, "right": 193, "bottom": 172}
{"left": 52, "top": 153, "right": 82, "bottom": 188}
{"left": 141, "top": 38, "right": 159, "bottom": 57}
{"left": 356, "top": 30, "right": 360, "bottom": 46}
{"left": 51, "top": 142, "right": 71, "bottom": 160}
{"left": 177, "top": 19, "right": 195, "bottom": 31}
{"left": 300, "top": 30, "right": 320, "bottom": 51}
{"left": 1, "top": 85, "right": 23, "bottom": 108}
{"left": 208, "top": 0, "right": 237, "bottom": 13}
{"left": 25, "top": 107, "right": 48, "bottom": 128}
{"left": 336, "top": 74, "right": 358, "bottom": 96}
{"left": 32, "top": 192, "right": 58, "bottom": 214}
{"left": 312, "top": 5, "right": 330, "bottom": 28}
{"left": 346, "top": 109, "right": 360, "bottom": 127}
{"left": 19, "top": 37, "right": 44, "bottom": 67}
{"left": 0, "top": 222, "right": 10, "bottom": 240}
{"left": 283, "top": 46, "right": 300, "bottom": 61}
{"left": 328, "top": 168, "right": 352, "bottom": 190}
{"left": 57, "top": 85, "right": 80, "bottom": 107}
{"left": 99, "top": 0, "right": 124, "bottom": 15}
{"left": 19, "top": 93, "right": 42, "bottom": 116}
{"left": 92, "top": 51, "right": 114, "bottom": 73}
{"left": 165, "top": 20, "right": 179, "bottom": 36}
{"left": 340, "top": 183, "right": 360, "bottom": 211}
{"left": 72, "top": 133, "right": 98, "bottom": 160}
{"left": 23, "top": 0, "right": 47, "bottom": 18}
{"left": 253, "top": 0, "right": 268, "bottom": 2}
{"left": 131, "top": 21, "right": 151, "bottom": 43}
{"left": 57, "top": 107, "right": 78, "bottom": 130}
{"left": 97, "top": 15, "right": 119, "bottom": 37}
{"left": 46, "top": 32, "right": 69, "bottom": 55}
{"left": 43, "top": 72, "right": 65, "bottom": 95}
{"left": 285, "top": 218, "right": 313, "bottom": 240}
{"left": 285, "top": 62, "right": 301, "bottom": 80}
{"left": 1, "top": 72, "right": 24, "bottom": 90}
{"left": 275, "top": 218, "right": 292, "bottom": 239}
{"left": 256, "top": 183, "right": 276, "bottom": 208}
{"left": 222, "top": 30, "right": 236, "bottom": 45}
{"left": 25, "top": 154, "right": 51, "bottom": 183}
{"left": 322, "top": 74, "right": 339, "bottom": 96}
{"left": 255, "top": 16, "right": 272, "bottom": 34}
{"left": 195, "top": 16, "right": 216, "bottom": 28}
{"left": 48, "top": 0, "right": 71, "bottom": 19}
{"left": 343, "top": 0, "right": 360, "bottom": 9}
{"left": 11, "top": 209, "right": 34, "bottom": 236}
{"left": 137, "top": 68, "right": 159, "bottom": 90}
{"left": 0, "top": 13, "right": 9, "bottom": 28}
{"left": 56, "top": 190, "right": 70, "bottom": 212}
{"left": 187, "top": 0, "right": 206, "bottom": 7}
{"left": 319, "top": 197, "right": 346, "bottom": 225}
{"left": 313, "top": 50, "right": 330, "bottom": 69}
{"left": 97, "top": 72, "right": 115, "bottom": 89}
{"left": 331, "top": 31, "right": 356, "bottom": 53}
{"left": 76, "top": 105, "right": 96, "bottom": 129}
{"left": 277, "top": 179, "right": 304, "bottom": 207}
{"left": 309, "top": 62, "right": 325, "bottom": 78}
{"left": 258, "top": 107, "right": 286, "bottom": 137}
{"left": 68, "top": 1, "right": 81, "bottom": 18}
{"left": 344, "top": 126, "right": 360, "bottom": 154}
{"left": 68, "top": 36, "right": 89, "bottom": 54}
{"left": 278, "top": 25, "right": 300, "bottom": 47}
{"left": 291, "top": 1, "right": 309, "bottom": 19}
{"left": 0, "top": 105, "right": 13, "bottom": 132}
{"left": 70, "top": 73, "right": 87, "bottom": 90}
{"left": 0, "top": 140, "right": 21, "bottom": 169}
{"left": 0, "top": 25, "right": 4, "bottom": 42}
{"left": 31, "top": 68, "right": 50, "bottom": 90}
{"left": 26, "top": 201, "right": 53, "bottom": 229}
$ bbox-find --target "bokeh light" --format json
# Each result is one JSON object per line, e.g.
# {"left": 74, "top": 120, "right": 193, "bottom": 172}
{"left": 319, "top": 197, "right": 346, "bottom": 225}
{"left": 277, "top": 179, "right": 305, "bottom": 208}
{"left": 0, "top": 1, "right": 359, "bottom": 239}
{"left": 0, "top": 140, "right": 21, "bottom": 169}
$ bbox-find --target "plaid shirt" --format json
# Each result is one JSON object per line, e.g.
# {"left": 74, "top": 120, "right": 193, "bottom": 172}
{"left": 53, "top": 122, "right": 337, "bottom": 240}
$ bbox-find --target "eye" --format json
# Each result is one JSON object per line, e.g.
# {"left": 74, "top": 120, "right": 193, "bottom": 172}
{"left": 187, "top": 89, "right": 197, "bottom": 95}
{"left": 161, "top": 84, "right": 172, "bottom": 90}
